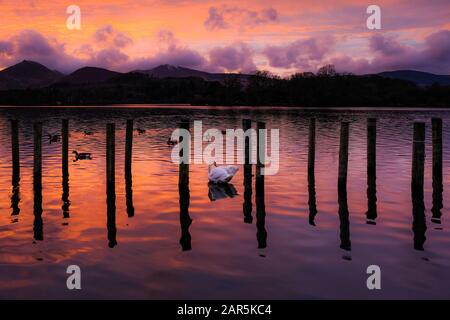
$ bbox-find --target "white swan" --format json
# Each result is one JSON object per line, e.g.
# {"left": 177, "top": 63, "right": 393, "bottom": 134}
{"left": 208, "top": 162, "right": 239, "bottom": 184}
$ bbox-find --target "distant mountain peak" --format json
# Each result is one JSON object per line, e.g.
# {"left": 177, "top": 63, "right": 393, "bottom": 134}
{"left": 0, "top": 60, "right": 62, "bottom": 90}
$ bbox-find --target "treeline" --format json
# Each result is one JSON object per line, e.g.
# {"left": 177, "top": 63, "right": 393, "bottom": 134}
{"left": 1, "top": 65, "right": 449, "bottom": 107}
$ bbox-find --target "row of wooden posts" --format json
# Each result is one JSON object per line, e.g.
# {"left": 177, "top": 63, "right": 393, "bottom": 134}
{"left": 8, "top": 116, "right": 443, "bottom": 251}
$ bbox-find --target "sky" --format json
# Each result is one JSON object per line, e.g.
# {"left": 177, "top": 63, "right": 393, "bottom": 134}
{"left": 0, "top": 0, "right": 449, "bottom": 75}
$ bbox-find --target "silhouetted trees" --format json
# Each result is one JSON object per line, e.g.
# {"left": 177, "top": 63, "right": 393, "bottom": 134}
{"left": 0, "top": 67, "right": 449, "bottom": 107}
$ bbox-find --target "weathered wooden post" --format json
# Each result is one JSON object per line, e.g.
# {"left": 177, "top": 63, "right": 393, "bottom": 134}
{"left": 242, "top": 119, "right": 253, "bottom": 224}
{"left": 62, "top": 119, "right": 70, "bottom": 220}
{"left": 178, "top": 120, "right": 191, "bottom": 251}
{"left": 411, "top": 122, "right": 426, "bottom": 250}
{"left": 125, "top": 119, "right": 134, "bottom": 218}
{"left": 308, "top": 118, "right": 318, "bottom": 226}
{"left": 431, "top": 118, "right": 443, "bottom": 224}
{"left": 256, "top": 121, "right": 266, "bottom": 178}
{"left": 106, "top": 123, "right": 117, "bottom": 248}
{"left": 256, "top": 121, "right": 267, "bottom": 249}
{"left": 11, "top": 120, "right": 20, "bottom": 218}
{"left": 338, "top": 122, "right": 351, "bottom": 251}
{"left": 366, "top": 118, "right": 377, "bottom": 224}
{"left": 33, "top": 122, "right": 43, "bottom": 241}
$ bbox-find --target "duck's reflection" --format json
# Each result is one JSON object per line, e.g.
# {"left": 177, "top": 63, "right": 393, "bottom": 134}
{"left": 33, "top": 123, "right": 43, "bottom": 241}
{"left": 411, "top": 122, "right": 426, "bottom": 250}
{"left": 62, "top": 119, "right": 70, "bottom": 222}
{"left": 179, "top": 120, "right": 192, "bottom": 251}
{"left": 106, "top": 123, "right": 117, "bottom": 248}
{"left": 308, "top": 118, "right": 318, "bottom": 226}
{"left": 366, "top": 118, "right": 377, "bottom": 225}
{"left": 208, "top": 182, "right": 237, "bottom": 201}
{"left": 431, "top": 118, "right": 443, "bottom": 225}
{"left": 338, "top": 122, "right": 351, "bottom": 251}
{"left": 11, "top": 120, "right": 20, "bottom": 221}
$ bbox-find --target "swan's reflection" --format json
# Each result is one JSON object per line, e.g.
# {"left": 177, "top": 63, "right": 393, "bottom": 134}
{"left": 208, "top": 182, "right": 238, "bottom": 201}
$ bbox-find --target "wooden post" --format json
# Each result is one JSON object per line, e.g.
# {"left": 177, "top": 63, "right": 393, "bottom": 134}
{"left": 179, "top": 120, "right": 190, "bottom": 185}
{"left": 338, "top": 122, "right": 350, "bottom": 251}
{"left": 431, "top": 118, "right": 443, "bottom": 224}
{"left": 10, "top": 120, "right": 20, "bottom": 218}
{"left": 338, "top": 122, "right": 349, "bottom": 188}
{"left": 366, "top": 118, "right": 377, "bottom": 224}
{"left": 256, "top": 121, "right": 266, "bottom": 178}
{"left": 178, "top": 119, "right": 191, "bottom": 251}
{"left": 62, "top": 119, "right": 70, "bottom": 220}
{"left": 125, "top": 119, "right": 134, "bottom": 217}
{"left": 106, "top": 123, "right": 117, "bottom": 248}
{"left": 411, "top": 122, "right": 426, "bottom": 250}
{"left": 33, "top": 122, "right": 43, "bottom": 241}
{"left": 308, "top": 118, "right": 318, "bottom": 226}
{"left": 242, "top": 119, "right": 253, "bottom": 224}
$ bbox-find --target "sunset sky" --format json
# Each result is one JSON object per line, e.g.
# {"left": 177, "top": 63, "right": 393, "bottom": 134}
{"left": 0, "top": 0, "right": 449, "bottom": 75}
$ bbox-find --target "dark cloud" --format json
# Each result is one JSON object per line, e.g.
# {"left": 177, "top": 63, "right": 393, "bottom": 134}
{"left": 208, "top": 42, "right": 256, "bottom": 73}
{"left": 204, "top": 6, "right": 278, "bottom": 31}
{"left": 263, "top": 36, "right": 335, "bottom": 70}
{"left": 331, "top": 30, "right": 450, "bottom": 74}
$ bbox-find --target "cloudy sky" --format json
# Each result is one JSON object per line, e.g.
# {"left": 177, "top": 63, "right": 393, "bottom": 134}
{"left": 0, "top": 0, "right": 449, "bottom": 75}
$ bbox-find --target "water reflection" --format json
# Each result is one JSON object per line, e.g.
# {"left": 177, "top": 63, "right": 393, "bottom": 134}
{"left": 256, "top": 121, "right": 267, "bottom": 250}
{"left": 411, "top": 122, "right": 426, "bottom": 251}
{"left": 366, "top": 118, "right": 377, "bottom": 225}
{"left": 432, "top": 118, "right": 443, "bottom": 226}
{"left": 208, "top": 183, "right": 237, "bottom": 201}
{"left": 338, "top": 122, "right": 351, "bottom": 252}
{"left": 106, "top": 123, "right": 117, "bottom": 248}
{"left": 242, "top": 119, "right": 253, "bottom": 224}
{"left": 179, "top": 120, "right": 192, "bottom": 251}
{"left": 125, "top": 119, "right": 135, "bottom": 218}
{"left": 62, "top": 119, "right": 70, "bottom": 223}
{"left": 10, "top": 119, "right": 20, "bottom": 221}
{"left": 33, "top": 122, "right": 43, "bottom": 241}
{"left": 308, "top": 118, "right": 318, "bottom": 226}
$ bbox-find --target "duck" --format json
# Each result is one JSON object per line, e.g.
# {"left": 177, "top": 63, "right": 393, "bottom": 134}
{"left": 167, "top": 137, "right": 178, "bottom": 146}
{"left": 83, "top": 130, "right": 93, "bottom": 136}
{"left": 136, "top": 128, "right": 146, "bottom": 135}
{"left": 72, "top": 150, "right": 92, "bottom": 162}
{"left": 208, "top": 162, "right": 239, "bottom": 184}
{"left": 47, "top": 133, "right": 60, "bottom": 144}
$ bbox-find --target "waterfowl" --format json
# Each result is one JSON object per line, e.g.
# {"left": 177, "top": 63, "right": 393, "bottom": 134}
{"left": 72, "top": 150, "right": 92, "bottom": 161}
{"left": 83, "top": 130, "right": 93, "bottom": 136}
{"left": 47, "top": 133, "right": 60, "bottom": 143}
{"left": 136, "top": 128, "right": 146, "bottom": 135}
{"left": 167, "top": 137, "right": 178, "bottom": 145}
{"left": 208, "top": 162, "right": 239, "bottom": 184}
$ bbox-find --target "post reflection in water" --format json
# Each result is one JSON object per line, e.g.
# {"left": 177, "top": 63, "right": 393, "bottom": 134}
{"left": 125, "top": 119, "right": 135, "bottom": 218}
{"left": 10, "top": 119, "right": 20, "bottom": 221}
{"left": 106, "top": 123, "right": 117, "bottom": 248}
{"left": 411, "top": 122, "right": 427, "bottom": 250}
{"left": 179, "top": 120, "right": 192, "bottom": 251}
{"left": 256, "top": 121, "right": 267, "bottom": 250}
{"left": 62, "top": 119, "right": 70, "bottom": 223}
{"left": 338, "top": 122, "right": 351, "bottom": 252}
{"left": 366, "top": 118, "right": 377, "bottom": 225}
{"left": 308, "top": 118, "right": 318, "bottom": 226}
{"left": 33, "top": 122, "right": 43, "bottom": 241}
{"left": 242, "top": 119, "right": 253, "bottom": 224}
{"left": 431, "top": 118, "right": 443, "bottom": 226}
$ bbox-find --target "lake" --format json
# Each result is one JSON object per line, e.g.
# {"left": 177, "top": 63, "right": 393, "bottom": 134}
{"left": 0, "top": 106, "right": 449, "bottom": 299}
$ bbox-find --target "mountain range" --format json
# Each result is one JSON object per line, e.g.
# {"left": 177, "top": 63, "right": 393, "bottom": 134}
{"left": 0, "top": 60, "right": 449, "bottom": 91}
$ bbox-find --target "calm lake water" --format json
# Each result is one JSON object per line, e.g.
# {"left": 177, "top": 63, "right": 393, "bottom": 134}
{"left": 0, "top": 106, "right": 449, "bottom": 299}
